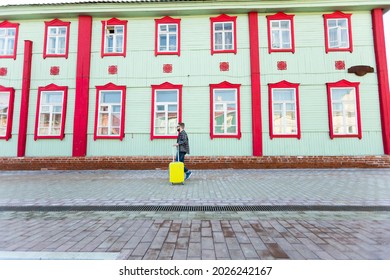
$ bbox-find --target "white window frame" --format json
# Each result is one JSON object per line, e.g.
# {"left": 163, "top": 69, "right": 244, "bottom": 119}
{"left": 0, "top": 91, "right": 10, "bottom": 137}
{"left": 327, "top": 18, "right": 349, "bottom": 49}
{"left": 104, "top": 25, "right": 124, "bottom": 54}
{"left": 271, "top": 88, "right": 297, "bottom": 135}
{"left": 158, "top": 23, "right": 178, "bottom": 53}
{"left": 46, "top": 26, "right": 67, "bottom": 55}
{"left": 37, "top": 91, "right": 65, "bottom": 137}
{"left": 213, "top": 89, "right": 238, "bottom": 135}
{"left": 154, "top": 89, "right": 179, "bottom": 136}
{"left": 213, "top": 21, "right": 234, "bottom": 51}
{"left": 0, "top": 27, "right": 16, "bottom": 56}
{"left": 270, "top": 20, "right": 292, "bottom": 50}
{"left": 330, "top": 87, "right": 358, "bottom": 135}
{"left": 97, "top": 90, "right": 123, "bottom": 137}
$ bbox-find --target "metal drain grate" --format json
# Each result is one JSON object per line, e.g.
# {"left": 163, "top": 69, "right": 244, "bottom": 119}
{"left": 0, "top": 205, "right": 389, "bottom": 212}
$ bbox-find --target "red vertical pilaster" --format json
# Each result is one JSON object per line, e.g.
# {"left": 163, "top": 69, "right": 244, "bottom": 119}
{"left": 17, "top": 40, "right": 33, "bottom": 157}
{"left": 72, "top": 15, "right": 92, "bottom": 157}
{"left": 372, "top": 9, "right": 390, "bottom": 155}
{"left": 248, "top": 12, "right": 263, "bottom": 156}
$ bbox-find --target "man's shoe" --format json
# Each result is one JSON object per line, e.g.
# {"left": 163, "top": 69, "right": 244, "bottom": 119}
{"left": 185, "top": 171, "right": 192, "bottom": 180}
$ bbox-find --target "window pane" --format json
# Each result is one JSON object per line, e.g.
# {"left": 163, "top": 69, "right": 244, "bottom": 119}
{"left": 280, "top": 20, "right": 290, "bottom": 29}
{"left": 328, "top": 19, "right": 337, "bottom": 27}
{"left": 44, "top": 92, "right": 63, "bottom": 104}
{"left": 111, "top": 113, "right": 121, "bottom": 126}
{"left": 7, "top": 39, "right": 14, "bottom": 55}
{"left": 39, "top": 113, "right": 50, "bottom": 128}
{"left": 271, "top": 21, "right": 279, "bottom": 28}
{"left": 59, "top": 27, "right": 67, "bottom": 35}
{"left": 58, "top": 37, "right": 66, "bottom": 53}
{"left": 156, "top": 105, "right": 165, "bottom": 111}
{"left": 0, "top": 29, "right": 5, "bottom": 36}
{"left": 99, "top": 113, "right": 109, "bottom": 126}
{"left": 116, "top": 35, "right": 123, "bottom": 52}
{"left": 282, "top": 31, "right": 291, "bottom": 48}
{"left": 159, "top": 34, "right": 167, "bottom": 51}
{"left": 214, "top": 32, "right": 223, "bottom": 49}
{"left": 106, "top": 36, "right": 114, "bottom": 52}
{"left": 273, "top": 89, "right": 294, "bottom": 101}
{"left": 156, "top": 90, "right": 177, "bottom": 102}
{"left": 338, "top": 19, "right": 347, "bottom": 28}
{"left": 168, "top": 24, "right": 176, "bottom": 32}
{"left": 48, "top": 37, "right": 56, "bottom": 53}
{"left": 214, "top": 23, "right": 223, "bottom": 31}
{"left": 214, "top": 89, "right": 235, "bottom": 102}
{"left": 168, "top": 104, "right": 177, "bottom": 112}
{"left": 115, "top": 26, "right": 124, "bottom": 34}
{"left": 169, "top": 34, "right": 177, "bottom": 51}
{"left": 49, "top": 27, "right": 57, "bottom": 35}
{"left": 52, "top": 114, "right": 62, "bottom": 128}
{"left": 159, "top": 25, "right": 167, "bottom": 32}
{"left": 224, "top": 22, "right": 232, "bottom": 30}
{"left": 214, "top": 112, "right": 224, "bottom": 127}
{"left": 0, "top": 38, "right": 5, "bottom": 54}
{"left": 225, "top": 32, "right": 233, "bottom": 49}
{"left": 102, "top": 91, "right": 121, "bottom": 103}
{"left": 271, "top": 30, "right": 280, "bottom": 48}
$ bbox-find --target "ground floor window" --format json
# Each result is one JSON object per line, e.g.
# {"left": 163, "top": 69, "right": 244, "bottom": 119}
{"left": 326, "top": 79, "right": 362, "bottom": 139}
{"left": 0, "top": 86, "right": 15, "bottom": 141}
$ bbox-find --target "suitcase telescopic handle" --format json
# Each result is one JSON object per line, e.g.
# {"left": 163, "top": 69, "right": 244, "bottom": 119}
{"left": 173, "top": 145, "right": 179, "bottom": 162}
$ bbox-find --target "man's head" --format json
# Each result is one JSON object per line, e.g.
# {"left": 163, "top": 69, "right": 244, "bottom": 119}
{"left": 177, "top": 122, "right": 185, "bottom": 131}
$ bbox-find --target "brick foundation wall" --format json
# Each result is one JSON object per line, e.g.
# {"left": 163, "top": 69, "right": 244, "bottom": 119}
{"left": 0, "top": 155, "right": 390, "bottom": 170}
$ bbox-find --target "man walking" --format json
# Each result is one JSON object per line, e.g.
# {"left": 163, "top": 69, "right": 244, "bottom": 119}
{"left": 173, "top": 122, "right": 192, "bottom": 180}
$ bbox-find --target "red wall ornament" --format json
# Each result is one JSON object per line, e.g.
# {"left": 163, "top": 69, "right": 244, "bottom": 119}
{"left": 108, "top": 65, "right": 118, "bottom": 74}
{"left": 163, "top": 64, "right": 173, "bottom": 73}
{"left": 220, "top": 62, "right": 229, "bottom": 71}
{"left": 335, "top": 60, "right": 345, "bottom": 70}
{"left": 277, "top": 61, "right": 287, "bottom": 70}
{"left": 50, "top": 66, "right": 60, "bottom": 75}
{"left": 0, "top": 67, "right": 7, "bottom": 76}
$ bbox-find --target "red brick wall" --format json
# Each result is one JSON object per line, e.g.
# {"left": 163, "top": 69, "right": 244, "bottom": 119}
{"left": 0, "top": 156, "right": 389, "bottom": 170}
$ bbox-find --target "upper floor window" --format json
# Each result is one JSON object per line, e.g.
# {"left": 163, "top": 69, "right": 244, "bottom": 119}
{"left": 323, "top": 11, "right": 353, "bottom": 53}
{"left": 0, "top": 86, "right": 15, "bottom": 141}
{"left": 0, "top": 20, "right": 19, "bottom": 60}
{"left": 151, "top": 82, "right": 182, "bottom": 140}
{"left": 268, "top": 81, "right": 301, "bottom": 139}
{"left": 267, "top": 12, "right": 295, "bottom": 53}
{"left": 43, "top": 19, "right": 70, "bottom": 59}
{"left": 326, "top": 80, "right": 362, "bottom": 139}
{"left": 210, "top": 81, "right": 241, "bottom": 139}
{"left": 34, "top": 84, "right": 68, "bottom": 140}
{"left": 210, "top": 14, "right": 237, "bottom": 55}
{"left": 101, "top": 18, "right": 127, "bottom": 57}
{"left": 94, "top": 83, "right": 126, "bottom": 140}
{"left": 155, "top": 16, "right": 181, "bottom": 56}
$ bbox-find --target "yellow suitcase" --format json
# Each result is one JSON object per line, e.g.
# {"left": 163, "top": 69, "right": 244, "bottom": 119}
{"left": 169, "top": 161, "right": 185, "bottom": 185}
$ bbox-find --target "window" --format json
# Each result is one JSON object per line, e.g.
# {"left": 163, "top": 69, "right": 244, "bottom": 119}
{"left": 267, "top": 12, "right": 295, "bottom": 53}
{"left": 151, "top": 82, "right": 182, "bottom": 140}
{"left": 0, "top": 86, "right": 15, "bottom": 141}
{"left": 323, "top": 11, "right": 353, "bottom": 53}
{"left": 101, "top": 18, "right": 127, "bottom": 57}
{"left": 43, "top": 19, "right": 70, "bottom": 58}
{"left": 0, "top": 20, "right": 19, "bottom": 59}
{"left": 34, "top": 84, "right": 68, "bottom": 140}
{"left": 94, "top": 83, "right": 126, "bottom": 140}
{"left": 210, "top": 81, "right": 241, "bottom": 139}
{"left": 326, "top": 80, "right": 362, "bottom": 139}
{"left": 210, "top": 14, "right": 237, "bottom": 55}
{"left": 268, "top": 81, "right": 301, "bottom": 139}
{"left": 155, "top": 16, "right": 181, "bottom": 56}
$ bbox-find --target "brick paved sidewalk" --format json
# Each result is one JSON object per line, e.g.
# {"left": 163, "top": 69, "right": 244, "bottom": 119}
{"left": 0, "top": 169, "right": 389, "bottom": 260}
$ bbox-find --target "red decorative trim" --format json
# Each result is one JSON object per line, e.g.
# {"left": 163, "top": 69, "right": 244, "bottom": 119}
{"left": 73, "top": 16, "right": 92, "bottom": 157}
{"left": 372, "top": 9, "right": 390, "bottom": 154}
{"left": 163, "top": 64, "right": 173, "bottom": 73}
{"left": 34, "top": 84, "right": 68, "bottom": 141}
{"left": 277, "top": 61, "right": 287, "bottom": 70}
{"left": 108, "top": 65, "right": 118, "bottom": 75}
{"left": 248, "top": 12, "right": 263, "bottom": 156}
{"left": 323, "top": 11, "right": 353, "bottom": 53}
{"left": 17, "top": 40, "right": 33, "bottom": 157}
{"left": 43, "top": 18, "right": 70, "bottom": 59}
{"left": 94, "top": 83, "right": 126, "bottom": 141}
{"left": 210, "top": 14, "right": 237, "bottom": 55}
{"left": 266, "top": 12, "right": 295, "bottom": 53}
{"left": 101, "top": 18, "right": 127, "bottom": 58}
{"left": 155, "top": 16, "right": 181, "bottom": 56}
{"left": 0, "top": 85, "right": 15, "bottom": 141}
{"left": 150, "top": 82, "right": 182, "bottom": 140}
{"left": 335, "top": 60, "right": 345, "bottom": 70}
{"left": 0, "top": 20, "right": 19, "bottom": 60}
{"left": 0, "top": 67, "right": 7, "bottom": 76}
{"left": 326, "top": 79, "right": 362, "bottom": 139}
{"left": 219, "top": 62, "right": 229, "bottom": 71}
{"left": 268, "top": 80, "right": 301, "bottom": 139}
{"left": 248, "top": 12, "right": 262, "bottom": 156}
{"left": 209, "top": 81, "right": 241, "bottom": 139}
{"left": 50, "top": 66, "right": 60, "bottom": 75}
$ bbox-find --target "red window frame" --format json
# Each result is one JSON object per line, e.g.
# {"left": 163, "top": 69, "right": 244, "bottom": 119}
{"left": 94, "top": 83, "right": 126, "bottom": 141}
{"left": 210, "top": 14, "right": 237, "bottom": 55}
{"left": 43, "top": 18, "right": 71, "bottom": 59}
{"left": 266, "top": 12, "right": 295, "bottom": 54}
{"left": 0, "top": 85, "right": 15, "bottom": 141}
{"left": 268, "top": 80, "right": 301, "bottom": 139}
{"left": 326, "top": 79, "right": 362, "bottom": 139}
{"left": 323, "top": 11, "right": 353, "bottom": 53}
{"left": 150, "top": 82, "right": 183, "bottom": 140}
{"left": 101, "top": 18, "right": 128, "bottom": 58}
{"left": 0, "top": 20, "right": 19, "bottom": 60}
{"left": 155, "top": 16, "right": 181, "bottom": 56}
{"left": 34, "top": 84, "right": 68, "bottom": 141}
{"left": 210, "top": 81, "right": 241, "bottom": 139}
